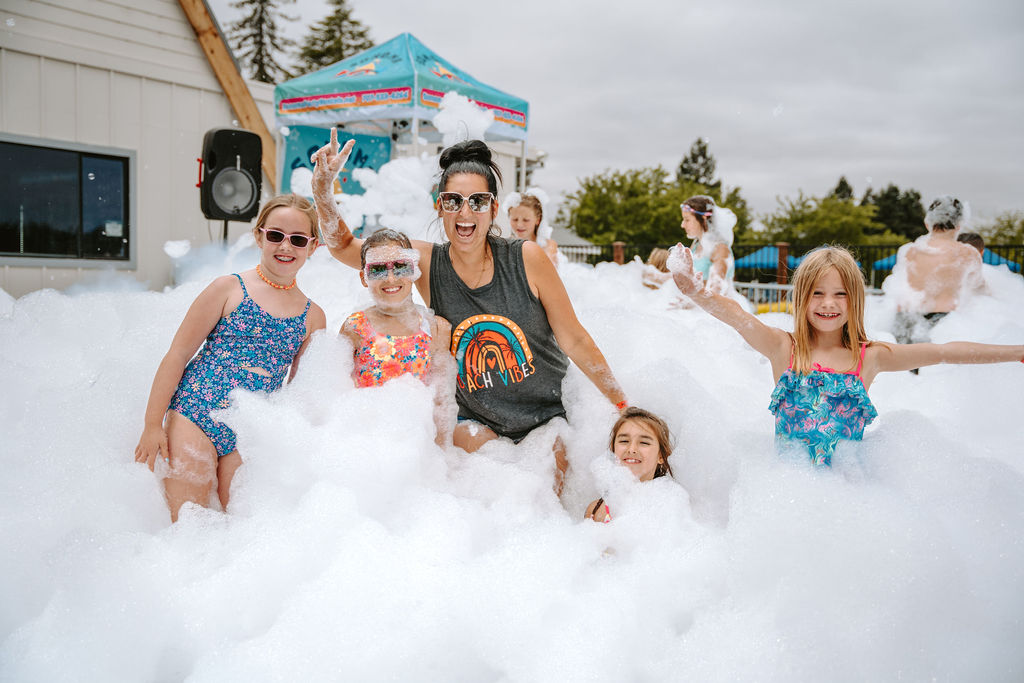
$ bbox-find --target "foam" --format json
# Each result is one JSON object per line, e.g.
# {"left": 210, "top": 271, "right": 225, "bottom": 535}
{"left": 2, "top": 204, "right": 1023, "bottom": 681}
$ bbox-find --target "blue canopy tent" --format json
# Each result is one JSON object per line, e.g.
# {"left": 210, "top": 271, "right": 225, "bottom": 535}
{"left": 273, "top": 33, "right": 531, "bottom": 193}
{"left": 734, "top": 245, "right": 799, "bottom": 269}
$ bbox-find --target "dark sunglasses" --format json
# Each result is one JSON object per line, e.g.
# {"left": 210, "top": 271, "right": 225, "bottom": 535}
{"left": 364, "top": 260, "right": 417, "bottom": 280}
{"left": 438, "top": 191, "right": 495, "bottom": 213}
{"left": 259, "top": 227, "right": 314, "bottom": 248}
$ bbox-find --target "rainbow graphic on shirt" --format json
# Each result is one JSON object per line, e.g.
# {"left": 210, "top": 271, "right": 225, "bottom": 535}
{"left": 451, "top": 314, "right": 535, "bottom": 393}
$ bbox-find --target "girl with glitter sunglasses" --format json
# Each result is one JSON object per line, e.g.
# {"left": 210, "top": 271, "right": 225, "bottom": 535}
{"left": 340, "top": 228, "right": 455, "bottom": 445}
{"left": 134, "top": 194, "right": 327, "bottom": 522}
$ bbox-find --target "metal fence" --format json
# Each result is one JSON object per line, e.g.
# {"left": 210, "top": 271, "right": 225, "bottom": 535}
{"left": 562, "top": 242, "right": 1024, "bottom": 288}
{"left": 735, "top": 281, "right": 884, "bottom": 314}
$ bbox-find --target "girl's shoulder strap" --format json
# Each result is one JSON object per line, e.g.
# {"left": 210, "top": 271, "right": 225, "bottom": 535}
{"left": 345, "top": 310, "right": 373, "bottom": 336}
{"left": 786, "top": 333, "right": 796, "bottom": 370}
{"left": 232, "top": 273, "right": 248, "bottom": 298}
{"left": 855, "top": 341, "right": 868, "bottom": 376}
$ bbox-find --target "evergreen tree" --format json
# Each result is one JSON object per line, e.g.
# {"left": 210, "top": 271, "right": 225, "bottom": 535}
{"left": 229, "top": 0, "right": 296, "bottom": 83}
{"left": 861, "top": 184, "right": 926, "bottom": 239}
{"left": 676, "top": 138, "right": 719, "bottom": 188}
{"left": 830, "top": 176, "right": 854, "bottom": 201}
{"left": 297, "top": 0, "right": 374, "bottom": 73}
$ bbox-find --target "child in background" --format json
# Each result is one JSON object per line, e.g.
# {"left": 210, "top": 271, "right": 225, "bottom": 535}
{"left": 505, "top": 188, "right": 559, "bottom": 264}
{"left": 586, "top": 407, "right": 675, "bottom": 523}
{"left": 670, "top": 244, "right": 1024, "bottom": 466}
{"left": 956, "top": 231, "right": 986, "bottom": 257}
{"left": 340, "top": 228, "right": 455, "bottom": 445}
{"left": 135, "top": 195, "right": 327, "bottom": 521}
{"left": 642, "top": 247, "right": 672, "bottom": 289}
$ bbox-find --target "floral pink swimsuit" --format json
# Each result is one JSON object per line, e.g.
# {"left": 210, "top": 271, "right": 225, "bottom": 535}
{"left": 768, "top": 342, "right": 878, "bottom": 466}
{"left": 346, "top": 311, "right": 432, "bottom": 388}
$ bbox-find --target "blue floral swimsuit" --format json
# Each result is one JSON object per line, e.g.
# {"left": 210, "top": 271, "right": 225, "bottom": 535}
{"left": 169, "top": 274, "right": 310, "bottom": 457}
{"left": 768, "top": 342, "right": 878, "bottom": 466}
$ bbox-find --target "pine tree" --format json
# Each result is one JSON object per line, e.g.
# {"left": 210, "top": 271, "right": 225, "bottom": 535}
{"left": 676, "top": 138, "right": 719, "bottom": 188}
{"left": 830, "top": 176, "right": 854, "bottom": 201}
{"left": 229, "top": 0, "right": 296, "bottom": 83}
{"left": 861, "top": 184, "right": 926, "bottom": 239}
{"left": 297, "top": 0, "right": 374, "bottom": 73}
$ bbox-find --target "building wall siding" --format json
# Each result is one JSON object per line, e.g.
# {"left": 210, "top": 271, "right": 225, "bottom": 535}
{"left": 0, "top": 0, "right": 276, "bottom": 297}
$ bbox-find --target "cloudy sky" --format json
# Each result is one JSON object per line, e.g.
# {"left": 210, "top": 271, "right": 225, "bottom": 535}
{"left": 210, "top": 0, "right": 1023, "bottom": 223}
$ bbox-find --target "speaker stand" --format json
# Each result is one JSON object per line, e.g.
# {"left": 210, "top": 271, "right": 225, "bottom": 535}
{"left": 221, "top": 220, "right": 229, "bottom": 243}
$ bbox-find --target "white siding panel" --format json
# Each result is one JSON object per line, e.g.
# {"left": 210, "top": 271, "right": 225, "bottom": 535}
{"left": 6, "top": 0, "right": 202, "bottom": 55}
{"left": 0, "top": 3, "right": 219, "bottom": 92}
{"left": 3, "top": 50, "right": 42, "bottom": 136}
{"left": 42, "top": 58, "right": 78, "bottom": 138}
{"left": 111, "top": 72, "right": 143, "bottom": 149}
{"left": 77, "top": 65, "right": 112, "bottom": 146}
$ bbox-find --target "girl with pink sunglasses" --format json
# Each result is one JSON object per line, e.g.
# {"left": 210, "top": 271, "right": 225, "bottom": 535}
{"left": 134, "top": 194, "right": 327, "bottom": 522}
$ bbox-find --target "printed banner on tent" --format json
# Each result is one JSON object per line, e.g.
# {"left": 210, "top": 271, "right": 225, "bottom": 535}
{"left": 280, "top": 126, "right": 391, "bottom": 198}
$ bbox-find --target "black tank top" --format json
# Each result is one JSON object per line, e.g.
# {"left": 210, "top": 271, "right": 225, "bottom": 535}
{"left": 430, "top": 236, "right": 568, "bottom": 438}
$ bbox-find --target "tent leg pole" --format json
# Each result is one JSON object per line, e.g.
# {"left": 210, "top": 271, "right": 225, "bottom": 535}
{"left": 412, "top": 118, "right": 419, "bottom": 157}
{"left": 519, "top": 139, "right": 527, "bottom": 191}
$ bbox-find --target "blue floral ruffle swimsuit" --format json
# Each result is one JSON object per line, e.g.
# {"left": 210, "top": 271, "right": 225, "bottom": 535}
{"left": 169, "top": 274, "right": 309, "bottom": 457}
{"left": 768, "top": 343, "right": 878, "bottom": 466}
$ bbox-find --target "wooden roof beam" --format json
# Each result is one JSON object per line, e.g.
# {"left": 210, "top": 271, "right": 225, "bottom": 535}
{"left": 177, "top": 0, "right": 276, "bottom": 192}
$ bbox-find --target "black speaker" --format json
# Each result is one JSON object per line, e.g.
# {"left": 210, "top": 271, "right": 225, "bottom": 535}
{"left": 199, "top": 128, "right": 262, "bottom": 221}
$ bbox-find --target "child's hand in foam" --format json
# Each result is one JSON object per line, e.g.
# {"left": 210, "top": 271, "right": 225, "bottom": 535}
{"left": 668, "top": 243, "right": 704, "bottom": 296}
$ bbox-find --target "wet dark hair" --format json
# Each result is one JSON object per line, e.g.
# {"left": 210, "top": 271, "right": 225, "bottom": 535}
{"left": 957, "top": 231, "right": 985, "bottom": 253}
{"left": 438, "top": 140, "right": 503, "bottom": 196}
{"left": 610, "top": 407, "right": 674, "bottom": 478}
{"left": 925, "top": 195, "right": 963, "bottom": 232}
{"left": 359, "top": 228, "right": 413, "bottom": 268}
{"left": 682, "top": 195, "right": 716, "bottom": 233}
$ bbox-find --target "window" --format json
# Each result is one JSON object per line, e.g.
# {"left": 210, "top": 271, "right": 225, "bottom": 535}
{"left": 0, "top": 137, "right": 131, "bottom": 261}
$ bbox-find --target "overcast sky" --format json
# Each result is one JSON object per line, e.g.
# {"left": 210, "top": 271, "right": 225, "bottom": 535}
{"left": 210, "top": 0, "right": 1023, "bottom": 223}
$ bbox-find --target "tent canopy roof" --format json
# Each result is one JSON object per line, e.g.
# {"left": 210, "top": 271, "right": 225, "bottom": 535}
{"left": 274, "top": 33, "right": 529, "bottom": 142}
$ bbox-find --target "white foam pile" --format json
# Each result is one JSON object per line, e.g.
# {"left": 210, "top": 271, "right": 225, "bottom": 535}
{"left": 2, "top": 167, "right": 1024, "bottom": 681}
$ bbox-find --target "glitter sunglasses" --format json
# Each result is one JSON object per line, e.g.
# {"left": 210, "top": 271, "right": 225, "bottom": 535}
{"left": 259, "top": 228, "right": 314, "bottom": 248}
{"left": 364, "top": 259, "right": 417, "bottom": 281}
{"left": 438, "top": 191, "right": 495, "bottom": 213}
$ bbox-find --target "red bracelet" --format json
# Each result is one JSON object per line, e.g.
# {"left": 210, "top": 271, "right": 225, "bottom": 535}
{"left": 615, "top": 400, "right": 628, "bottom": 411}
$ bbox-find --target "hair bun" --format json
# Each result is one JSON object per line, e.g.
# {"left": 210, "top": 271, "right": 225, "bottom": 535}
{"left": 439, "top": 140, "right": 493, "bottom": 171}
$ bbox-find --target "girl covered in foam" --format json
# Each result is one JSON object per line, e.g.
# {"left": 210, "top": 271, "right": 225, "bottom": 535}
{"left": 134, "top": 195, "right": 327, "bottom": 522}
{"left": 679, "top": 195, "right": 750, "bottom": 310}
{"left": 504, "top": 187, "right": 559, "bottom": 265}
{"left": 670, "top": 244, "right": 1024, "bottom": 467}
{"left": 340, "top": 228, "right": 455, "bottom": 445}
{"left": 585, "top": 407, "right": 676, "bottom": 523}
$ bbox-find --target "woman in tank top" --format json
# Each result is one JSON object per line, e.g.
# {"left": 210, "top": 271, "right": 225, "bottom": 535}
{"left": 311, "top": 131, "right": 627, "bottom": 493}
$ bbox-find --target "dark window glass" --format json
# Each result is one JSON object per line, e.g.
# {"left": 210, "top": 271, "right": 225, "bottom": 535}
{"left": 81, "top": 156, "right": 128, "bottom": 259}
{"left": 0, "top": 140, "right": 129, "bottom": 260}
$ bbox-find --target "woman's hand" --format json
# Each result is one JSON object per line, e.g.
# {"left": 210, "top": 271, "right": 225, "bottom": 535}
{"left": 668, "top": 243, "right": 704, "bottom": 296}
{"left": 134, "top": 423, "right": 168, "bottom": 472}
{"left": 310, "top": 129, "right": 355, "bottom": 247}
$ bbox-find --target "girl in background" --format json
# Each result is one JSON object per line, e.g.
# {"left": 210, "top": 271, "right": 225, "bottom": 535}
{"left": 505, "top": 187, "right": 559, "bottom": 264}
